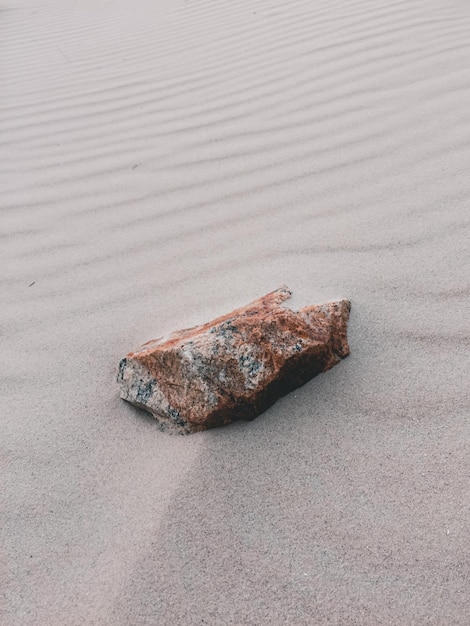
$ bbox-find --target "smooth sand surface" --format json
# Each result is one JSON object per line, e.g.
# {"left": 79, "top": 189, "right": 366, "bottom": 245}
{"left": 2, "top": 0, "right": 470, "bottom": 623}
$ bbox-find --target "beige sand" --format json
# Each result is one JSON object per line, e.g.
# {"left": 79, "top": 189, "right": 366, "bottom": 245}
{"left": 1, "top": 0, "right": 469, "bottom": 623}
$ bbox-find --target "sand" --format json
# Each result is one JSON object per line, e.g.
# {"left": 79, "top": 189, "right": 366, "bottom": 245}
{"left": 1, "top": 0, "right": 469, "bottom": 623}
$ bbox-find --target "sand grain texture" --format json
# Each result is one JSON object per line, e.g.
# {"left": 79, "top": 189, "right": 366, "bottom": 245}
{"left": 1, "top": 0, "right": 470, "bottom": 624}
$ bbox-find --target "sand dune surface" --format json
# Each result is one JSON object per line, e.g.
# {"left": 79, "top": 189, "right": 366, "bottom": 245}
{"left": 1, "top": 0, "right": 470, "bottom": 623}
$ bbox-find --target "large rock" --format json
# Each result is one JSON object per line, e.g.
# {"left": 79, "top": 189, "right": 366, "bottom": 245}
{"left": 117, "top": 286, "right": 351, "bottom": 434}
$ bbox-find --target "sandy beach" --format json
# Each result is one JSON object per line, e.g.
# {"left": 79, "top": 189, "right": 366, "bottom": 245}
{"left": 1, "top": 0, "right": 470, "bottom": 623}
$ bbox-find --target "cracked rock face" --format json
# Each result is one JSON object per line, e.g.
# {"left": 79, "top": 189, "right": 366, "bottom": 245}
{"left": 117, "top": 286, "right": 351, "bottom": 434}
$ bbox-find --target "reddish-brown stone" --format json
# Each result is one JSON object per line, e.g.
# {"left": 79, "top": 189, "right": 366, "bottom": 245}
{"left": 117, "top": 286, "right": 351, "bottom": 434}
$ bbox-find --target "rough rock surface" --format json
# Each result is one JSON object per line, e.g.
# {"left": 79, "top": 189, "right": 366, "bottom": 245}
{"left": 117, "top": 286, "right": 351, "bottom": 434}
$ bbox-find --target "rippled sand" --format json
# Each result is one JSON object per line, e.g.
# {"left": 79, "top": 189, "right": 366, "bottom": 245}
{"left": 2, "top": 0, "right": 470, "bottom": 623}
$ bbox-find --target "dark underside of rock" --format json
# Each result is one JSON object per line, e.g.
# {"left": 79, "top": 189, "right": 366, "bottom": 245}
{"left": 117, "top": 286, "right": 351, "bottom": 434}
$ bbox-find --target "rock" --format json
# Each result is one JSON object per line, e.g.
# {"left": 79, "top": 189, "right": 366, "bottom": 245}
{"left": 117, "top": 286, "right": 351, "bottom": 434}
